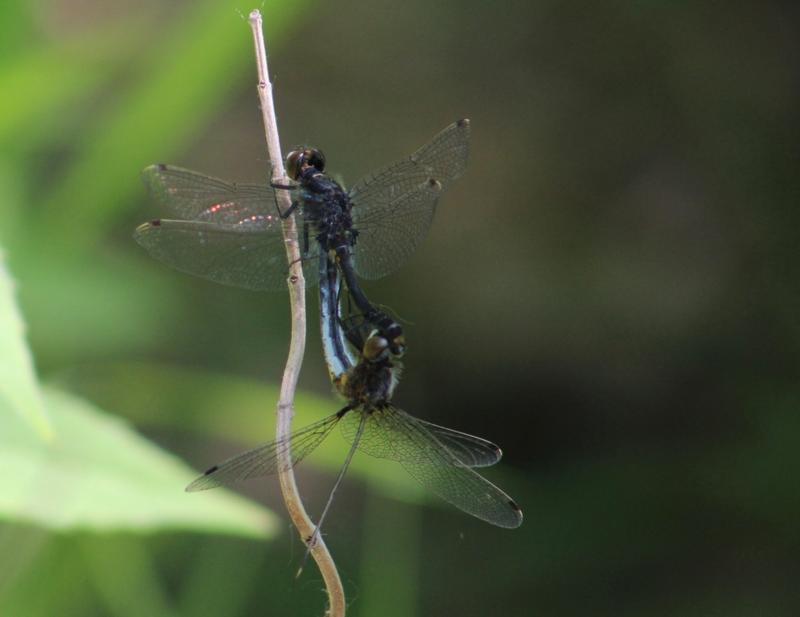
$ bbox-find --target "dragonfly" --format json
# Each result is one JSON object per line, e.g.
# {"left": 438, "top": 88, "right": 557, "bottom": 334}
{"left": 134, "top": 120, "right": 471, "bottom": 356}
{"left": 186, "top": 250, "right": 523, "bottom": 530}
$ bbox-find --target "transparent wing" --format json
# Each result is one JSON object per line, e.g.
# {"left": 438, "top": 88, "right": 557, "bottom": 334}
{"left": 134, "top": 219, "right": 319, "bottom": 291}
{"left": 340, "top": 408, "right": 396, "bottom": 458}
{"left": 418, "top": 420, "right": 502, "bottom": 467}
{"left": 341, "top": 406, "right": 522, "bottom": 528}
{"left": 138, "top": 164, "right": 319, "bottom": 290}
{"left": 141, "top": 164, "right": 279, "bottom": 223}
{"left": 185, "top": 412, "right": 342, "bottom": 491}
{"left": 340, "top": 408, "right": 502, "bottom": 467}
{"left": 351, "top": 180, "right": 442, "bottom": 280}
{"left": 348, "top": 120, "right": 470, "bottom": 279}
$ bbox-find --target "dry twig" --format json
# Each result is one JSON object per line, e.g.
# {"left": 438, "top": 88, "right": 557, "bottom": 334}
{"left": 248, "top": 10, "right": 346, "bottom": 617}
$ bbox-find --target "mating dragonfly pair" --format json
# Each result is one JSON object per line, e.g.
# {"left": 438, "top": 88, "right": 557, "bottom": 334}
{"left": 135, "top": 119, "right": 522, "bottom": 530}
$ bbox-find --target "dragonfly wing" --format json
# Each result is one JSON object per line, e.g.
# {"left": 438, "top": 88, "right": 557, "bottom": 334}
{"left": 351, "top": 180, "right": 442, "bottom": 280}
{"left": 341, "top": 406, "right": 522, "bottom": 528}
{"left": 340, "top": 408, "right": 395, "bottom": 458}
{"left": 141, "top": 164, "right": 282, "bottom": 223}
{"left": 186, "top": 412, "right": 342, "bottom": 491}
{"left": 348, "top": 120, "right": 470, "bottom": 279}
{"left": 340, "top": 406, "right": 501, "bottom": 467}
{"left": 134, "top": 218, "right": 319, "bottom": 291}
{"left": 415, "top": 419, "right": 503, "bottom": 467}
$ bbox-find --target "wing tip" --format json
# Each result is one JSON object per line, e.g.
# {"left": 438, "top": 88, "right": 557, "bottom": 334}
{"left": 143, "top": 162, "right": 168, "bottom": 171}
{"left": 507, "top": 499, "right": 524, "bottom": 528}
{"left": 141, "top": 162, "right": 168, "bottom": 178}
{"left": 185, "top": 464, "right": 220, "bottom": 492}
{"left": 426, "top": 177, "right": 443, "bottom": 192}
{"left": 133, "top": 219, "right": 161, "bottom": 235}
{"left": 140, "top": 164, "right": 168, "bottom": 197}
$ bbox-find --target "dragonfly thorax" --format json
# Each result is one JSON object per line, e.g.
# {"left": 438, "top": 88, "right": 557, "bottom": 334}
{"left": 336, "top": 357, "right": 399, "bottom": 410}
{"left": 297, "top": 171, "right": 355, "bottom": 253}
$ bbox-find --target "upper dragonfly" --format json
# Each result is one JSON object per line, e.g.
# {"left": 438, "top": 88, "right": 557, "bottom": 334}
{"left": 134, "top": 120, "right": 471, "bottom": 354}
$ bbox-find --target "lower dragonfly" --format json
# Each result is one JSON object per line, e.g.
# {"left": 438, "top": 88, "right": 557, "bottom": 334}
{"left": 186, "top": 251, "right": 523, "bottom": 530}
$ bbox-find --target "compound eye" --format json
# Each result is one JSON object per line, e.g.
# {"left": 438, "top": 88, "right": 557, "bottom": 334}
{"left": 362, "top": 334, "right": 389, "bottom": 362}
{"left": 306, "top": 148, "right": 326, "bottom": 173}
{"left": 391, "top": 335, "right": 406, "bottom": 357}
{"left": 286, "top": 150, "right": 304, "bottom": 180}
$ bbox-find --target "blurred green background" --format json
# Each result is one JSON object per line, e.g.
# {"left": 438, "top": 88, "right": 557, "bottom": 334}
{"left": 1, "top": 0, "right": 798, "bottom": 615}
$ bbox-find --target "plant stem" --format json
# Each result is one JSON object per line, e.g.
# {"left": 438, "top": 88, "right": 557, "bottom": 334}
{"left": 248, "top": 10, "right": 346, "bottom": 617}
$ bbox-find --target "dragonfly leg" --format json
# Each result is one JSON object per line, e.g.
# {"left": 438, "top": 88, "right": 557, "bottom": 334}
{"left": 278, "top": 200, "right": 300, "bottom": 219}
{"left": 283, "top": 225, "right": 312, "bottom": 279}
{"left": 296, "top": 410, "right": 365, "bottom": 580}
{"left": 270, "top": 181, "right": 295, "bottom": 190}
{"left": 287, "top": 255, "right": 305, "bottom": 270}
{"left": 302, "top": 222, "right": 310, "bottom": 255}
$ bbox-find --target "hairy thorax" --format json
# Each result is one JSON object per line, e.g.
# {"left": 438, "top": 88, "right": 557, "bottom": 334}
{"left": 335, "top": 358, "right": 401, "bottom": 410}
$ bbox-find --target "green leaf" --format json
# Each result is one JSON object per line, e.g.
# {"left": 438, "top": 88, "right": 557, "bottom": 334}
{"left": 0, "top": 249, "right": 52, "bottom": 439}
{"left": 0, "top": 385, "right": 276, "bottom": 537}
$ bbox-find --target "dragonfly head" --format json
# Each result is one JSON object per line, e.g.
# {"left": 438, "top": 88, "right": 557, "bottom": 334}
{"left": 286, "top": 148, "right": 326, "bottom": 180}
{"left": 362, "top": 333, "right": 391, "bottom": 363}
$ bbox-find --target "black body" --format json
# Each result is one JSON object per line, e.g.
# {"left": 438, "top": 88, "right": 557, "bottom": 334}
{"left": 285, "top": 162, "right": 406, "bottom": 356}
